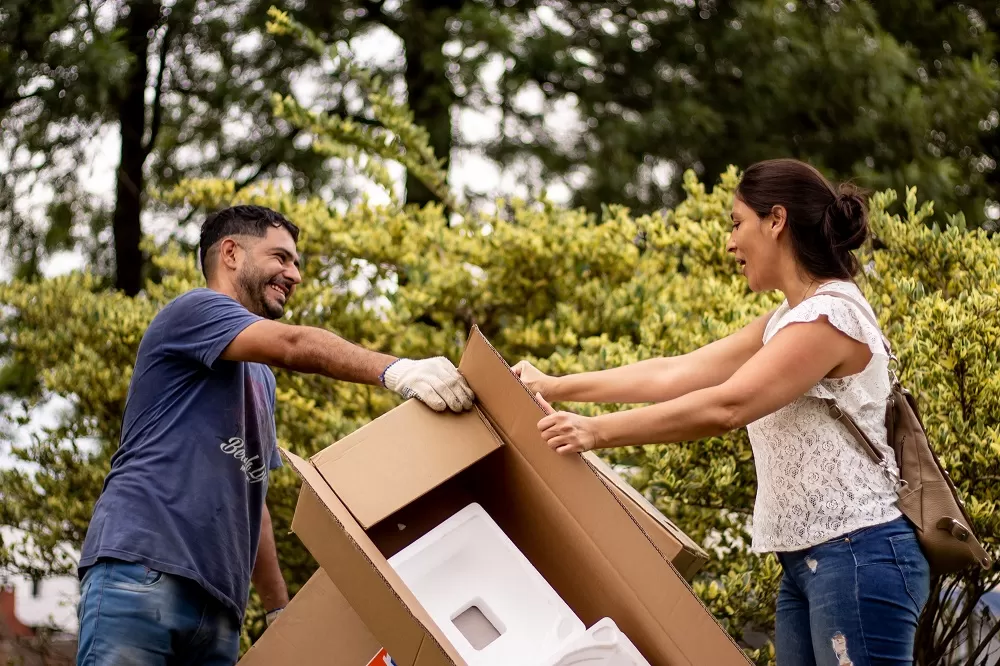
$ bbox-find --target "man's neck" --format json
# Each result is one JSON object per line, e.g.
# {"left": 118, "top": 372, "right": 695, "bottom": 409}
{"left": 205, "top": 280, "right": 242, "bottom": 305}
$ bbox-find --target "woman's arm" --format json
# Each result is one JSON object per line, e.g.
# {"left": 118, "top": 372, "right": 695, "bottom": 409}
{"left": 516, "top": 310, "right": 773, "bottom": 404}
{"left": 537, "top": 317, "right": 870, "bottom": 453}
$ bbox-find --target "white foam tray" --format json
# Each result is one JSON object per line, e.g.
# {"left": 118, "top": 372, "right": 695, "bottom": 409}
{"left": 387, "top": 502, "right": 584, "bottom": 665}
{"left": 538, "top": 617, "right": 652, "bottom": 666}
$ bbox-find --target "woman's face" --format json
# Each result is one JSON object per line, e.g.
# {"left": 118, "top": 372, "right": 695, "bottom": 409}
{"left": 727, "top": 196, "right": 782, "bottom": 292}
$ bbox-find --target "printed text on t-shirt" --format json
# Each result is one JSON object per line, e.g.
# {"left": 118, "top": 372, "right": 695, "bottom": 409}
{"left": 220, "top": 437, "right": 267, "bottom": 483}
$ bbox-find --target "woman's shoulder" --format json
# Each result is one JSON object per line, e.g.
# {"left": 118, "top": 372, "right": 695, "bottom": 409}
{"left": 771, "top": 280, "right": 887, "bottom": 352}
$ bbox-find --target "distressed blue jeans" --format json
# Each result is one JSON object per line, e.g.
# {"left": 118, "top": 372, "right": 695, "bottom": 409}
{"left": 775, "top": 516, "right": 930, "bottom": 666}
{"left": 76, "top": 558, "right": 240, "bottom": 666}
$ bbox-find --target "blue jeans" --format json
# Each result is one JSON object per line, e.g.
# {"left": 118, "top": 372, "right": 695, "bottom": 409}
{"left": 77, "top": 558, "right": 240, "bottom": 665}
{"left": 775, "top": 516, "right": 930, "bottom": 666}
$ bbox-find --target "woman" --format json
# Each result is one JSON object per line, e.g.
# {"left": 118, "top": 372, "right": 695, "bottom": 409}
{"left": 513, "top": 158, "right": 930, "bottom": 665}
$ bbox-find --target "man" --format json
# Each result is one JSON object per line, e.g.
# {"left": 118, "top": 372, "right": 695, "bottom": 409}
{"left": 75, "top": 205, "right": 474, "bottom": 665}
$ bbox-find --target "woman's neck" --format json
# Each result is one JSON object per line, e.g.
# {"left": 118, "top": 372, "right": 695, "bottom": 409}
{"left": 782, "top": 273, "right": 839, "bottom": 308}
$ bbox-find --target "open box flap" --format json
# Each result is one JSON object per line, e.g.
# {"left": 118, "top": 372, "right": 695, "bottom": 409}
{"left": 583, "top": 452, "right": 709, "bottom": 580}
{"left": 457, "top": 327, "right": 751, "bottom": 665}
{"left": 309, "top": 400, "right": 502, "bottom": 529}
{"left": 281, "top": 449, "right": 465, "bottom": 666}
{"left": 237, "top": 569, "right": 380, "bottom": 666}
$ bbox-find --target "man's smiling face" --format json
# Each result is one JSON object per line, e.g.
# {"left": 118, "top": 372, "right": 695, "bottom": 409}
{"left": 234, "top": 225, "right": 301, "bottom": 320}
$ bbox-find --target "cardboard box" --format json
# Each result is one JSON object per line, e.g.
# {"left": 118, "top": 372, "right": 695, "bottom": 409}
{"left": 261, "top": 327, "right": 750, "bottom": 665}
{"left": 238, "top": 568, "right": 381, "bottom": 665}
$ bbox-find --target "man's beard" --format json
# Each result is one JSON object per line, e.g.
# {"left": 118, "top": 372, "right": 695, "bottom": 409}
{"left": 236, "top": 263, "right": 287, "bottom": 320}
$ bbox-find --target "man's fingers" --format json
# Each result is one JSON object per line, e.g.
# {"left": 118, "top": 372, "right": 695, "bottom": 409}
{"left": 438, "top": 369, "right": 473, "bottom": 411}
{"left": 437, "top": 379, "right": 464, "bottom": 412}
{"left": 415, "top": 383, "right": 447, "bottom": 411}
{"left": 458, "top": 377, "right": 475, "bottom": 409}
{"left": 511, "top": 361, "right": 524, "bottom": 378}
{"left": 430, "top": 359, "right": 474, "bottom": 412}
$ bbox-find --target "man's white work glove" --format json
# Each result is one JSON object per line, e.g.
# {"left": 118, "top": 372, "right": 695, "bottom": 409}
{"left": 380, "top": 357, "right": 475, "bottom": 412}
{"left": 265, "top": 607, "right": 283, "bottom": 627}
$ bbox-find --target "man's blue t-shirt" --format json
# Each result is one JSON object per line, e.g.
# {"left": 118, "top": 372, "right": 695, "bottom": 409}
{"left": 79, "top": 288, "right": 282, "bottom": 622}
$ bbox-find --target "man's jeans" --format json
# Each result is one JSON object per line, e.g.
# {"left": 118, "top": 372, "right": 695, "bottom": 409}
{"left": 77, "top": 558, "right": 240, "bottom": 666}
{"left": 775, "top": 516, "right": 931, "bottom": 666}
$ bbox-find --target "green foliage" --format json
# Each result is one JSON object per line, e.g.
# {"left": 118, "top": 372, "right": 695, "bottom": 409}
{"left": 4, "top": 0, "right": 998, "bottom": 289}
{"left": 454, "top": 0, "right": 1000, "bottom": 223}
{"left": 3, "top": 15, "right": 1000, "bottom": 663}
{"left": 3, "top": 166, "right": 999, "bottom": 661}
{"left": 0, "top": 0, "right": 340, "bottom": 282}
{"left": 264, "top": 8, "right": 456, "bottom": 212}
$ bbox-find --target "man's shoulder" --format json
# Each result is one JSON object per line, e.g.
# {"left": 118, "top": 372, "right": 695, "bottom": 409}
{"left": 167, "top": 287, "right": 239, "bottom": 310}
{"left": 151, "top": 288, "right": 246, "bottom": 325}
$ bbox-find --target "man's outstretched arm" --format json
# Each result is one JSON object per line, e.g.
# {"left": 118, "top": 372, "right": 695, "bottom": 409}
{"left": 222, "top": 320, "right": 393, "bottom": 385}
{"left": 220, "top": 320, "right": 474, "bottom": 412}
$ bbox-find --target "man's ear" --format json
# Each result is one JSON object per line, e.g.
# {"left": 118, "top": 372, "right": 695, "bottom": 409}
{"left": 769, "top": 205, "right": 788, "bottom": 239}
{"left": 219, "top": 237, "right": 242, "bottom": 271}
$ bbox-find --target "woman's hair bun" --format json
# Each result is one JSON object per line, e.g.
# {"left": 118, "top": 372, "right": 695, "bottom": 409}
{"left": 823, "top": 184, "right": 868, "bottom": 251}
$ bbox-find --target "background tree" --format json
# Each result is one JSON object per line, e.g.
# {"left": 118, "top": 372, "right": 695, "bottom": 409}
{"left": 3, "top": 0, "right": 998, "bottom": 302}
{"left": 2, "top": 14, "right": 998, "bottom": 662}
{"left": 1, "top": 0, "right": 336, "bottom": 294}
{"left": 481, "top": 0, "right": 1000, "bottom": 222}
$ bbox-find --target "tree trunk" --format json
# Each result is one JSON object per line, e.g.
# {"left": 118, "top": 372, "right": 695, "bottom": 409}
{"left": 399, "top": 0, "right": 462, "bottom": 207}
{"left": 112, "top": 1, "right": 160, "bottom": 296}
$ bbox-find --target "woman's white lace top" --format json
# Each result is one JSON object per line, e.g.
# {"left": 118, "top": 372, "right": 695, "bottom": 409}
{"left": 747, "top": 280, "right": 901, "bottom": 553}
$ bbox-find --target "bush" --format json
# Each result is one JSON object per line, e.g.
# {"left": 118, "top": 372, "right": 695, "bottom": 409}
{"left": 2, "top": 168, "right": 998, "bottom": 662}
{"left": 2, "top": 10, "right": 997, "bottom": 663}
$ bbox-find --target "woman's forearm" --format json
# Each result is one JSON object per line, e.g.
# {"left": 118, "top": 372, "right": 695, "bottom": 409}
{"left": 542, "top": 314, "right": 771, "bottom": 406}
{"left": 592, "top": 384, "right": 739, "bottom": 449}
{"left": 549, "top": 355, "right": 731, "bottom": 405}
{"left": 547, "top": 357, "right": 676, "bottom": 403}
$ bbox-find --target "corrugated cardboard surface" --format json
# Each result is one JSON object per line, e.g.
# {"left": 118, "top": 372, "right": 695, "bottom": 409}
{"left": 457, "top": 327, "right": 750, "bottom": 664}
{"left": 584, "top": 452, "right": 708, "bottom": 581}
{"left": 285, "top": 452, "right": 463, "bottom": 666}
{"left": 274, "top": 326, "right": 752, "bottom": 666}
{"left": 237, "top": 568, "right": 379, "bottom": 665}
{"left": 311, "top": 401, "right": 501, "bottom": 529}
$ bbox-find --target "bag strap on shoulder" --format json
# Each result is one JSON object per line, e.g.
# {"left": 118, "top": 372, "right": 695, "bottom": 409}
{"left": 808, "top": 288, "right": 897, "bottom": 473}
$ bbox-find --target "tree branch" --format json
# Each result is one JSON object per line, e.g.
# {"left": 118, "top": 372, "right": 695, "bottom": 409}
{"left": 936, "top": 579, "right": 985, "bottom": 660}
{"left": 234, "top": 128, "right": 301, "bottom": 192}
{"left": 143, "top": 11, "right": 174, "bottom": 159}
{"left": 963, "top": 608, "right": 1000, "bottom": 665}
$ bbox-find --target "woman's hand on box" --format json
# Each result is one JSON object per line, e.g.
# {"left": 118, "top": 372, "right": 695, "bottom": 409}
{"left": 534, "top": 393, "right": 601, "bottom": 455}
{"left": 511, "top": 360, "right": 554, "bottom": 398}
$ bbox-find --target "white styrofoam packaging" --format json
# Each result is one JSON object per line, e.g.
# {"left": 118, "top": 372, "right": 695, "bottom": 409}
{"left": 538, "top": 617, "right": 652, "bottom": 666}
{"left": 386, "top": 502, "right": 584, "bottom": 665}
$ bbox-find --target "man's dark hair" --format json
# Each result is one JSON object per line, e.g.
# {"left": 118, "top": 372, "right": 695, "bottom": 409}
{"left": 198, "top": 205, "right": 300, "bottom": 279}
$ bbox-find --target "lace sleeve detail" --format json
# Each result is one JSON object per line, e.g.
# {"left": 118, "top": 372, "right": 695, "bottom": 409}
{"left": 766, "top": 294, "right": 887, "bottom": 359}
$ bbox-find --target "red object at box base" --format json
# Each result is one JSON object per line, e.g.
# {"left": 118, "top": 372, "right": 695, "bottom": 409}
{"left": 367, "top": 649, "right": 397, "bottom": 666}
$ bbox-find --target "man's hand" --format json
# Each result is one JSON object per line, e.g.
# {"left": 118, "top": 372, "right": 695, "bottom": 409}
{"left": 381, "top": 357, "right": 475, "bottom": 412}
{"left": 265, "top": 608, "right": 283, "bottom": 627}
{"left": 535, "top": 393, "right": 601, "bottom": 455}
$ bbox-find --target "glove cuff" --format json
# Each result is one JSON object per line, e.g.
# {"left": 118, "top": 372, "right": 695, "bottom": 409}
{"left": 381, "top": 358, "right": 411, "bottom": 390}
{"left": 265, "top": 607, "right": 284, "bottom": 626}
